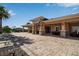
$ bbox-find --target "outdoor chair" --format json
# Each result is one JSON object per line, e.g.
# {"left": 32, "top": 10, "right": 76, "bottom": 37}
{"left": 52, "top": 31, "right": 60, "bottom": 35}
{"left": 70, "top": 32, "right": 78, "bottom": 37}
{"left": 77, "top": 32, "right": 79, "bottom": 37}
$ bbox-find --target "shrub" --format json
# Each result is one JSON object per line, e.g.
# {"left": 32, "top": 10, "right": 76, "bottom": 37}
{"left": 3, "top": 26, "right": 11, "bottom": 33}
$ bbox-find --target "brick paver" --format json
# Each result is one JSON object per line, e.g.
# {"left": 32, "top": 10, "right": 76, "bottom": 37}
{"left": 12, "top": 32, "right": 79, "bottom": 56}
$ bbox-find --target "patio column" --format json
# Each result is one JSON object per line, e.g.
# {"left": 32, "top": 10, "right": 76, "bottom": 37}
{"left": 34, "top": 24, "right": 37, "bottom": 34}
{"left": 22, "top": 26, "right": 24, "bottom": 32}
{"left": 60, "top": 22, "right": 67, "bottom": 37}
{"left": 50, "top": 24, "right": 54, "bottom": 35}
{"left": 32, "top": 23, "right": 35, "bottom": 34}
{"left": 28, "top": 27, "right": 30, "bottom": 33}
{"left": 39, "top": 24, "right": 45, "bottom": 35}
{"left": 65, "top": 23, "right": 70, "bottom": 36}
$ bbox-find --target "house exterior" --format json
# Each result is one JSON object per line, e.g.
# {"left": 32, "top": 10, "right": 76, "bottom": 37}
{"left": 26, "top": 13, "right": 79, "bottom": 37}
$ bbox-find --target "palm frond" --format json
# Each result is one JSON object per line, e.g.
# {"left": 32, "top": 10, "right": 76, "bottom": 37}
{"left": 0, "top": 5, "right": 10, "bottom": 19}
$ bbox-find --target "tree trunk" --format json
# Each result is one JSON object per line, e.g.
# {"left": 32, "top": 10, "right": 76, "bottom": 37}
{"left": 0, "top": 16, "right": 2, "bottom": 34}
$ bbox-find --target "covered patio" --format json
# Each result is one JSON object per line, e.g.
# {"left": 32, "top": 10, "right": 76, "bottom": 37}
{"left": 26, "top": 13, "right": 79, "bottom": 38}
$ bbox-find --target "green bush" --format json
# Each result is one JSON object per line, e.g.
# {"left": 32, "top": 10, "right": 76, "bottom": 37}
{"left": 3, "top": 26, "right": 11, "bottom": 33}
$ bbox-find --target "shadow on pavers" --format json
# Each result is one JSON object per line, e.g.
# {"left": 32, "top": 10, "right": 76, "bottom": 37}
{"left": 0, "top": 33, "right": 34, "bottom": 56}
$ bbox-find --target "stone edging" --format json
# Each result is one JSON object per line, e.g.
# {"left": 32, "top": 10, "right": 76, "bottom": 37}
{"left": 20, "top": 46, "right": 36, "bottom": 56}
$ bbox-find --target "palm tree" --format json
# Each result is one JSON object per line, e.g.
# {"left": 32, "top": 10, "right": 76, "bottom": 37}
{"left": 0, "top": 5, "right": 10, "bottom": 33}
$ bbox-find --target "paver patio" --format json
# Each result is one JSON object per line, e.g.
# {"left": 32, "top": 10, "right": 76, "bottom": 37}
{"left": 12, "top": 32, "right": 79, "bottom": 56}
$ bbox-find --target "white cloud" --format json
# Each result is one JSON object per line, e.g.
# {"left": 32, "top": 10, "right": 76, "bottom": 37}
{"left": 8, "top": 10, "right": 16, "bottom": 16}
{"left": 71, "top": 12, "right": 79, "bottom": 14}
{"left": 70, "top": 7, "right": 79, "bottom": 14}
{"left": 46, "top": 3, "right": 51, "bottom": 6}
{"left": 56, "top": 3, "right": 79, "bottom": 7}
{"left": 73, "top": 7, "right": 78, "bottom": 10}
{"left": 45, "top": 3, "right": 79, "bottom": 8}
{"left": 71, "top": 7, "right": 78, "bottom": 12}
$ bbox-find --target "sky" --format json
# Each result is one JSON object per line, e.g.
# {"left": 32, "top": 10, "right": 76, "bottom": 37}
{"left": 1, "top": 3, "right": 79, "bottom": 28}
